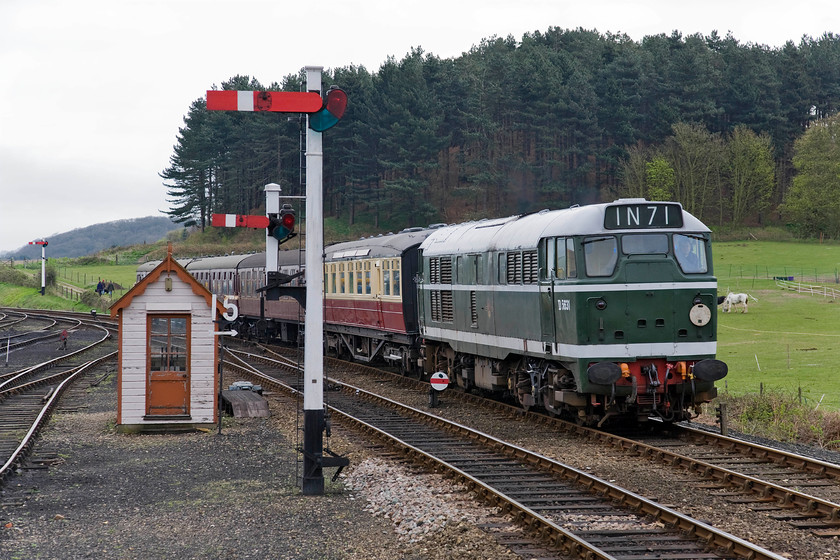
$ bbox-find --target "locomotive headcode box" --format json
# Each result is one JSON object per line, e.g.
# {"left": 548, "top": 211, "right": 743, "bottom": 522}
{"left": 603, "top": 202, "right": 684, "bottom": 229}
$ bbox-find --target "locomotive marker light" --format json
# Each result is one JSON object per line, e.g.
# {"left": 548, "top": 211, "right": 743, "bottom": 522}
{"left": 28, "top": 240, "right": 48, "bottom": 295}
{"left": 689, "top": 303, "right": 712, "bottom": 327}
{"left": 429, "top": 371, "right": 449, "bottom": 408}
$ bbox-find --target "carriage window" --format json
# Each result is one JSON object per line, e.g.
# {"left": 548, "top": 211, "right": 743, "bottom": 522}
{"left": 583, "top": 236, "right": 618, "bottom": 277}
{"left": 622, "top": 234, "right": 669, "bottom": 255}
{"left": 673, "top": 234, "right": 708, "bottom": 274}
{"left": 393, "top": 269, "right": 400, "bottom": 296}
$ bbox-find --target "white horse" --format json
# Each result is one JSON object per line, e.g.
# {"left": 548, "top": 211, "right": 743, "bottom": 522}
{"left": 722, "top": 292, "right": 749, "bottom": 313}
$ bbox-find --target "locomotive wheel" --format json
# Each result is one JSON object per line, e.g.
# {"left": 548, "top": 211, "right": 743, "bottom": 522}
{"left": 517, "top": 390, "right": 535, "bottom": 412}
{"left": 542, "top": 394, "right": 558, "bottom": 418}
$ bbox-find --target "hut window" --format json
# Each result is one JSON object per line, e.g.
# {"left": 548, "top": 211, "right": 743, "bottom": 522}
{"left": 149, "top": 316, "right": 188, "bottom": 372}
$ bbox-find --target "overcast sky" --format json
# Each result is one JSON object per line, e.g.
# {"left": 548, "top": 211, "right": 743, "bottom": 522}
{"left": 1, "top": 0, "right": 837, "bottom": 253}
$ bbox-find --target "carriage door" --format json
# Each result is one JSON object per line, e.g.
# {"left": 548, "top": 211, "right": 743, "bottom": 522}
{"left": 539, "top": 238, "right": 556, "bottom": 343}
{"left": 147, "top": 315, "right": 190, "bottom": 417}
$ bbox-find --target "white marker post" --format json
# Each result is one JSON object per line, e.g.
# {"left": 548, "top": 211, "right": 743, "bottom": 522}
{"left": 265, "top": 183, "right": 281, "bottom": 275}
{"left": 302, "top": 66, "right": 326, "bottom": 495}
{"left": 204, "top": 71, "right": 348, "bottom": 495}
{"left": 212, "top": 294, "right": 239, "bottom": 435}
{"left": 429, "top": 371, "right": 449, "bottom": 408}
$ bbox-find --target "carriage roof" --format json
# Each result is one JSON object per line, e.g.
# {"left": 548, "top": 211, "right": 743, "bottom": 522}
{"left": 324, "top": 227, "right": 439, "bottom": 261}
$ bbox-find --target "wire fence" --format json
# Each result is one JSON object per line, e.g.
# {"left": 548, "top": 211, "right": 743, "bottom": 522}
{"left": 718, "top": 265, "right": 840, "bottom": 287}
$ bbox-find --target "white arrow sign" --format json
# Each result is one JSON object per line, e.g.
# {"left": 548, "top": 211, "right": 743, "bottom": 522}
{"left": 213, "top": 330, "right": 238, "bottom": 337}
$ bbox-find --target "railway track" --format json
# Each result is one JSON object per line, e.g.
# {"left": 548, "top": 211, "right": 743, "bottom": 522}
{"left": 0, "top": 311, "right": 117, "bottom": 484}
{"left": 224, "top": 346, "right": 787, "bottom": 560}
{"left": 291, "top": 343, "right": 840, "bottom": 539}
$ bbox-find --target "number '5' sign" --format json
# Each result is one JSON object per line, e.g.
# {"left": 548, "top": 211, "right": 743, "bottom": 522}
{"left": 211, "top": 294, "right": 239, "bottom": 322}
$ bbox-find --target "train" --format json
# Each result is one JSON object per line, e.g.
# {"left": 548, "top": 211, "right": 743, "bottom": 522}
{"left": 137, "top": 199, "right": 727, "bottom": 426}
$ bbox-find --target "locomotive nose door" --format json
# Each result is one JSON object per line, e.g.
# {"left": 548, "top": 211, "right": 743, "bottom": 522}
{"left": 539, "top": 277, "right": 555, "bottom": 342}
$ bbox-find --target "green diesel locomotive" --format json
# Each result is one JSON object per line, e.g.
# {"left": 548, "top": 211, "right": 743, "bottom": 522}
{"left": 418, "top": 199, "right": 727, "bottom": 426}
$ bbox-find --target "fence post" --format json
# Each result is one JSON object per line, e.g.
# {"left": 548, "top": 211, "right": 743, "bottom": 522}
{"left": 717, "top": 402, "right": 729, "bottom": 436}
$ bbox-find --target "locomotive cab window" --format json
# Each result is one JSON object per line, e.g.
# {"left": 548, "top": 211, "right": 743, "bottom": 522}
{"left": 673, "top": 234, "right": 708, "bottom": 273}
{"left": 540, "top": 237, "right": 575, "bottom": 280}
{"left": 582, "top": 236, "right": 618, "bottom": 277}
{"left": 621, "top": 233, "right": 669, "bottom": 255}
{"left": 565, "top": 239, "right": 577, "bottom": 278}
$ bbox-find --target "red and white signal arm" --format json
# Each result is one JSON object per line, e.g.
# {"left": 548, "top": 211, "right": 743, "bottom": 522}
{"left": 211, "top": 213, "right": 269, "bottom": 229}
{"left": 430, "top": 372, "right": 449, "bottom": 391}
{"left": 206, "top": 90, "right": 323, "bottom": 113}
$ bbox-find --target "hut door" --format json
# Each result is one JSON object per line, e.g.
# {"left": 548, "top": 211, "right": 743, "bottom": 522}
{"left": 147, "top": 315, "right": 190, "bottom": 416}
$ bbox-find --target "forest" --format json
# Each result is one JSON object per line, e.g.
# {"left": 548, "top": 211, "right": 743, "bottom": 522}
{"left": 161, "top": 27, "right": 840, "bottom": 238}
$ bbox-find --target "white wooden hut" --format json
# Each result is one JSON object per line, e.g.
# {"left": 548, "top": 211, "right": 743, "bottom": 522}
{"left": 110, "top": 248, "right": 224, "bottom": 432}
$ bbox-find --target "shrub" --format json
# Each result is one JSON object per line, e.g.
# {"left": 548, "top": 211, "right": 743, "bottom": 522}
{"left": 0, "top": 267, "right": 36, "bottom": 288}
{"left": 717, "top": 390, "right": 840, "bottom": 450}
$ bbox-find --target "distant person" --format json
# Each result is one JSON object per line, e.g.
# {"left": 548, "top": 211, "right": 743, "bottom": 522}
{"left": 96, "top": 280, "right": 104, "bottom": 296}
{"left": 106, "top": 281, "right": 114, "bottom": 296}
{"left": 58, "top": 329, "right": 68, "bottom": 351}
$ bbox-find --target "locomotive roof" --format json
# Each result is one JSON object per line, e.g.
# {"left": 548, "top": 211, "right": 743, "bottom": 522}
{"left": 324, "top": 227, "right": 437, "bottom": 261}
{"left": 420, "top": 200, "right": 710, "bottom": 256}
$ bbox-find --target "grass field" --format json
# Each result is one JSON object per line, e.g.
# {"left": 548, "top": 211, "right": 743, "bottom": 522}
{"left": 714, "top": 240, "right": 840, "bottom": 411}
{"left": 55, "top": 263, "right": 138, "bottom": 300}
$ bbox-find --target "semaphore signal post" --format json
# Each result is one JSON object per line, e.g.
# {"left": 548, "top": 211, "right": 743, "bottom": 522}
{"left": 28, "top": 240, "right": 48, "bottom": 295}
{"left": 206, "top": 66, "right": 347, "bottom": 495}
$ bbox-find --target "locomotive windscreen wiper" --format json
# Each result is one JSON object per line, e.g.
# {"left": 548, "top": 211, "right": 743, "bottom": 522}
{"left": 581, "top": 236, "right": 612, "bottom": 245}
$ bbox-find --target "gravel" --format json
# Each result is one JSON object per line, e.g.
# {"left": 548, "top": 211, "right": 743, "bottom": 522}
{"left": 0, "top": 361, "right": 525, "bottom": 560}
{"left": 327, "top": 369, "right": 840, "bottom": 560}
{"left": 7, "top": 329, "right": 840, "bottom": 560}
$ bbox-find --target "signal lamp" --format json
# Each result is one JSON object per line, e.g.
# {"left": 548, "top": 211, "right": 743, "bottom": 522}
{"left": 309, "top": 87, "right": 348, "bottom": 132}
{"left": 268, "top": 204, "right": 296, "bottom": 243}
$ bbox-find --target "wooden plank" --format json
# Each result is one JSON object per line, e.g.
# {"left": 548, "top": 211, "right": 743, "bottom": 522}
{"left": 221, "top": 390, "right": 270, "bottom": 418}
